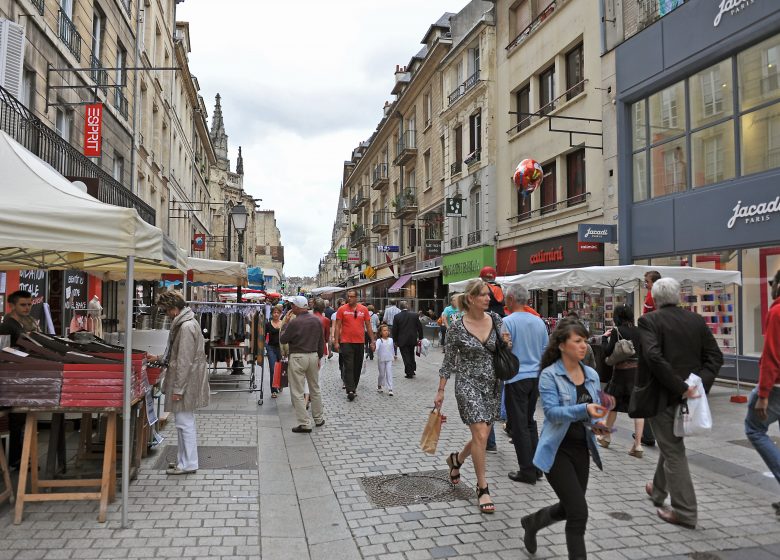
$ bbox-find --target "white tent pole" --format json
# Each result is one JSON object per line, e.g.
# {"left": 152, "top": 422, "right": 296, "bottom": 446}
{"left": 121, "top": 256, "right": 134, "bottom": 528}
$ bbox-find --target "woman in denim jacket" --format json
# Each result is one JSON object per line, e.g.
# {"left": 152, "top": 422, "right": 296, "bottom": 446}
{"left": 521, "top": 318, "right": 610, "bottom": 560}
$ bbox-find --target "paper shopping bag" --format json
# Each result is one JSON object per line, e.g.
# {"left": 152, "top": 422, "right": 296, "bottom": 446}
{"left": 420, "top": 409, "right": 443, "bottom": 455}
{"left": 280, "top": 359, "right": 289, "bottom": 389}
{"left": 272, "top": 362, "right": 282, "bottom": 389}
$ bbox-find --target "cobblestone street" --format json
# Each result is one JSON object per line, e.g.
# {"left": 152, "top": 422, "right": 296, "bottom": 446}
{"left": 0, "top": 351, "right": 779, "bottom": 559}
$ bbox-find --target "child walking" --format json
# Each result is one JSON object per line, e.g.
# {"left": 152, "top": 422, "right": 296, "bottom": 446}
{"left": 376, "top": 324, "right": 397, "bottom": 396}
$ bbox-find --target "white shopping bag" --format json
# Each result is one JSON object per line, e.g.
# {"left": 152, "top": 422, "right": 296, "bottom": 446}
{"left": 420, "top": 338, "right": 431, "bottom": 357}
{"left": 673, "top": 373, "right": 712, "bottom": 437}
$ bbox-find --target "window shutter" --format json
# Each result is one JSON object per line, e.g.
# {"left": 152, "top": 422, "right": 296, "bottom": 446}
{"left": 0, "top": 19, "right": 25, "bottom": 99}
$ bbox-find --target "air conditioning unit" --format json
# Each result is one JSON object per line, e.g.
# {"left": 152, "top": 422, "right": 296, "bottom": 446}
{"left": 0, "top": 19, "right": 25, "bottom": 99}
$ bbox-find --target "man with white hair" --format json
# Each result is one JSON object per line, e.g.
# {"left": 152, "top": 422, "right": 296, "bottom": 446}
{"left": 502, "top": 284, "right": 549, "bottom": 485}
{"left": 637, "top": 277, "right": 723, "bottom": 529}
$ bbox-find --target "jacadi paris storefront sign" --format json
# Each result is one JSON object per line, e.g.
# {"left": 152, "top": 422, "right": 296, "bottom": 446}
{"left": 442, "top": 246, "right": 495, "bottom": 284}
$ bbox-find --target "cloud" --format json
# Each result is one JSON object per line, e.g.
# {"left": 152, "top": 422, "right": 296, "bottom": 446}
{"left": 177, "top": 0, "right": 468, "bottom": 276}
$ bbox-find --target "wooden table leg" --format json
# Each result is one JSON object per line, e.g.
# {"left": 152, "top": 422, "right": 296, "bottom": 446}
{"left": 0, "top": 439, "right": 13, "bottom": 505}
{"left": 14, "top": 412, "right": 36, "bottom": 524}
{"left": 99, "top": 413, "right": 117, "bottom": 520}
{"left": 29, "top": 415, "right": 39, "bottom": 494}
{"left": 46, "top": 413, "right": 64, "bottom": 479}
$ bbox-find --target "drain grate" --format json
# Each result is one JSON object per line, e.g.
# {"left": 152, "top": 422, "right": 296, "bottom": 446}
{"left": 360, "top": 469, "right": 474, "bottom": 508}
{"left": 607, "top": 511, "right": 633, "bottom": 521}
{"left": 154, "top": 446, "right": 258, "bottom": 470}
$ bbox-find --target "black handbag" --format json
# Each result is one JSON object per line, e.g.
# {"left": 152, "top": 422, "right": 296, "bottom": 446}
{"left": 491, "top": 319, "right": 519, "bottom": 382}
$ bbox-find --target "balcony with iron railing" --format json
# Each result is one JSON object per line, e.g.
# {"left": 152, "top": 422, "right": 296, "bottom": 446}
{"left": 115, "top": 90, "right": 129, "bottom": 119}
{"left": 30, "top": 0, "right": 44, "bottom": 15}
{"left": 506, "top": 1, "right": 557, "bottom": 54}
{"left": 90, "top": 55, "right": 108, "bottom": 93}
{"left": 393, "top": 188, "right": 418, "bottom": 219}
{"left": 394, "top": 130, "right": 417, "bottom": 166}
{"left": 507, "top": 79, "right": 588, "bottom": 136}
{"left": 450, "top": 160, "right": 462, "bottom": 176}
{"left": 511, "top": 192, "right": 591, "bottom": 223}
{"left": 464, "top": 149, "right": 481, "bottom": 167}
{"left": 371, "top": 163, "right": 389, "bottom": 190}
{"left": 448, "top": 69, "right": 481, "bottom": 106}
{"left": 0, "top": 84, "right": 155, "bottom": 225}
{"left": 350, "top": 224, "right": 368, "bottom": 248}
{"left": 450, "top": 236, "right": 462, "bottom": 250}
{"left": 58, "top": 8, "right": 82, "bottom": 61}
{"left": 121, "top": 0, "right": 132, "bottom": 17}
{"left": 349, "top": 187, "right": 369, "bottom": 213}
{"left": 467, "top": 231, "right": 482, "bottom": 246}
{"left": 371, "top": 210, "right": 390, "bottom": 233}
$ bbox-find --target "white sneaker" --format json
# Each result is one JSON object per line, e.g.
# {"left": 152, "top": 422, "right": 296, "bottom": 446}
{"left": 388, "top": 390, "right": 394, "bottom": 396}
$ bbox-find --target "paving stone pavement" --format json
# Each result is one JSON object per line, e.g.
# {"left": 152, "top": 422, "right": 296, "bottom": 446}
{"left": 0, "top": 351, "right": 778, "bottom": 559}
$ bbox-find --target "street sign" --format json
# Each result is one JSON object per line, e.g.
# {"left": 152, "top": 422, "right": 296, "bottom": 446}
{"left": 446, "top": 197, "right": 463, "bottom": 217}
{"left": 192, "top": 233, "right": 206, "bottom": 252}
{"left": 348, "top": 249, "right": 360, "bottom": 263}
{"left": 377, "top": 245, "right": 399, "bottom": 253}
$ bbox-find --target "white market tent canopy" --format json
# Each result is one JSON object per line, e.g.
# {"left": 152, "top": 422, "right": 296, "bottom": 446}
{"left": 504, "top": 265, "right": 742, "bottom": 291}
{"left": 448, "top": 275, "right": 524, "bottom": 293}
{"left": 187, "top": 257, "right": 248, "bottom": 286}
{"left": 311, "top": 286, "right": 346, "bottom": 295}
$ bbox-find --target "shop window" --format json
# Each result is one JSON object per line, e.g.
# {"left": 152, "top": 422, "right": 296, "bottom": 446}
{"left": 566, "top": 149, "right": 586, "bottom": 206}
{"left": 740, "top": 103, "right": 780, "bottom": 175}
{"left": 517, "top": 189, "right": 532, "bottom": 221}
{"left": 539, "top": 65, "right": 555, "bottom": 115}
{"left": 738, "top": 34, "right": 780, "bottom": 111}
{"left": 649, "top": 81, "right": 685, "bottom": 143}
{"left": 690, "top": 60, "right": 733, "bottom": 128}
{"left": 650, "top": 139, "right": 687, "bottom": 197}
{"left": 515, "top": 84, "right": 531, "bottom": 132}
{"left": 540, "top": 162, "right": 556, "bottom": 214}
{"left": 633, "top": 152, "right": 647, "bottom": 202}
{"left": 741, "top": 247, "right": 780, "bottom": 356}
{"left": 632, "top": 99, "right": 646, "bottom": 150}
{"left": 565, "top": 43, "right": 584, "bottom": 99}
{"left": 692, "top": 121, "right": 735, "bottom": 188}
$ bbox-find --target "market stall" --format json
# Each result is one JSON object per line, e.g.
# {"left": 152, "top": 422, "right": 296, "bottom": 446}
{"left": 0, "top": 131, "right": 185, "bottom": 526}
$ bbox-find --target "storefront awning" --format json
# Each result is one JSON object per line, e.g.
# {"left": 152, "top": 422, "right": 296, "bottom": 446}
{"left": 412, "top": 267, "right": 440, "bottom": 281}
{"left": 388, "top": 273, "right": 412, "bottom": 293}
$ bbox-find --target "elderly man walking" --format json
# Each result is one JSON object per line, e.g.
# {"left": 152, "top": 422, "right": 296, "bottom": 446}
{"left": 638, "top": 278, "right": 723, "bottom": 529}
{"left": 383, "top": 299, "right": 401, "bottom": 328}
{"left": 502, "top": 285, "right": 549, "bottom": 484}
{"left": 392, "top": 301, "right": 423, "bottom": 379}
{"left": 280, "top": 296, "right": 325, "bottom": 432}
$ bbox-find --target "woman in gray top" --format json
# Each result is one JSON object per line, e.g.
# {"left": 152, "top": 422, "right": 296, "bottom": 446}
{"left": 434, "top": 278, "right": 505, "bottom": 514}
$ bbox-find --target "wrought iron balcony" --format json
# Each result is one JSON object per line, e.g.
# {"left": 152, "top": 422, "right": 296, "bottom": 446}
{"left": 450, "top": 236, "right": 463, "bottom": 250}
{"left": 350, "top": 224, "right": 368, "bottom": 248}
{"left": 448, "top": 70, "right": 481, "bottom": 106}
{"left": 464, "top": 149, "right": 481, "bottom": 167}
{"left": 58, "top": 9, "right": 82, "bottom": 61}
{"left": 0, "top": 84, "right": 155, "bottom": 225}
{"left": 121, "top": 0, "right": 132, "bottom": 17}
{"left": 394, "top": 130, "right": 417, "bottom": 166}
{"left": 371, "top": 211, "right": 389, "bottom": 233}
{"left": 371, "top": 163, "right": 388, "bottom": 190}
{"left": 450, "top": 161, "right": 462, "bottom": 176}
{"left": 467, "top": 231, "right": 482, "bottom": 246}
{"left": 393, "top": 188, "right": 417, "bottom": 219}
{"left": 30, "top": 0, "right": 44, "bottom": 15}
{"left": 115, "top": 90, "right": 129, "bottom": 119}
{"left": 350, "top": 187, "right": 369, "bottom": 213}
{"left": 448, "top": 85, "right": 463, "bottom": 106}
{"left": 90, "top": 55, "right": 108, "bottom": 93}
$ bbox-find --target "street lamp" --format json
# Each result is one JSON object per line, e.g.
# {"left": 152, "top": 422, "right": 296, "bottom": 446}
{"left": 230, "top": 203, "right": 249, "bottom": 262}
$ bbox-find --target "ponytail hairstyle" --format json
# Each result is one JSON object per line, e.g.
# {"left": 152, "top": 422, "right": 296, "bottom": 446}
{"left": 456, "top": 278, "right": 487, "bottom": 314}
{"left": 539, "top": 318, "right": 590, "bottom": 371}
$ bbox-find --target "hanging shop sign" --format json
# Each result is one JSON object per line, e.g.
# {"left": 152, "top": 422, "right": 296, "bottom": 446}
{"left": 577, "top": 223, "right": 617, "bottom": 243}
{"left": 514, "top": 233, "right": 604, "bottom": 273}
{"left": 83, "top": 103, "right": 103, "bottom": 157}
{"left": 376, "top": 245, "right": 400, "bottom": 253}
{"left": 337, "top": 247, "right": 349, "bottom": 261}
{"left": 445, "top": 198, "right": 463, "bottom": 217}
{"left": 577, "top": 242, "right": 602, "bottom": 253}
{"left": 348, "top": 249, "right": 360, "bottom": 263}
{"left": 192, "top": 233, "right": 206, "bottom": 252}
{"left": 424, "top": 239, "right": 442, "bottom": 259}
{"left": 64, "top": 270, "right": 87, "bottom": 311}
{"left": 442, "top": 245, "right": 494, "bottom": 284}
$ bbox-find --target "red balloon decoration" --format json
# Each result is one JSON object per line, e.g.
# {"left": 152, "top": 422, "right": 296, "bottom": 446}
{"left": 513, "top": 159, "right": 544, "bottom": 194}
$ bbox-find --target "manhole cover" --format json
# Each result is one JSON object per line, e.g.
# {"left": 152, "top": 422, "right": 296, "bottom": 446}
{"left": 360, "top": 470, "right": 474, "bottom": 508}
{"left": 688, "top": 553, "right": 722, "bottom": 560}
{"left": 607, "top": 511, "right": 633, "bottom": 521}
{"left": 154, "top": 446, "right": 258, "bottom": 470}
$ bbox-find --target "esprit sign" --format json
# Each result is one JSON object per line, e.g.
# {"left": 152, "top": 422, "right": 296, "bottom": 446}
{"left": 726, "top": 196, "right": 779, "bottom": 228}
{"left": 714, "top": 0, "right": 756, "bottom": 27}
{"left": 83, "top": 103, "right": 103, "bottom": 157}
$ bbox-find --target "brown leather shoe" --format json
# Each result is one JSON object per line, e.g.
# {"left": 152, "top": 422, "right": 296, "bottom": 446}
{"left": 657, "top": 508, "right": 695, "bottom": 529}
{"left": 646, "top": 482, "right": 663, "bottom": 507}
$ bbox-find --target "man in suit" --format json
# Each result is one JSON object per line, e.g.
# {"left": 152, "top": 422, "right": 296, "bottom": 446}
{"left": 638, "top": 278, "right": 723, "bottom": 529}
{"left": 392, "top": 301, "right": 423, "bottom": 379}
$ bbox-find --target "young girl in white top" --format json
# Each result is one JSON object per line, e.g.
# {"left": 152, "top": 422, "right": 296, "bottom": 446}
{"left": 375, "top": 324, "right": 397, "bottom": 396}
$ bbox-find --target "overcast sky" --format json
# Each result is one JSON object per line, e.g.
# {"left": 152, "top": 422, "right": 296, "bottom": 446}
{"left": 176, "top": 0, "right": 468, "bottom": 277}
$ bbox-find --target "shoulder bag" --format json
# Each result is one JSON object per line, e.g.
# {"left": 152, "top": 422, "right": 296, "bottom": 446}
{"left": 491, "top": 317, "right": 519, "bottom": 382}
{"left": 605, "top": 327, "right": 635, "bottom": 366}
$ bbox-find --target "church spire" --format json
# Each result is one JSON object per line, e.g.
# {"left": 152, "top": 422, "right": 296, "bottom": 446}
{"left": 236, "top": 146, "right": 244, "bottom": 175}
{"left": 210, "top": 93, "right": 231, "bottom": 172}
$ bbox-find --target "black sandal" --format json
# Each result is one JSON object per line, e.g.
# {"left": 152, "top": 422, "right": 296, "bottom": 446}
{"left": 476, "top": 484, "right": 495, "bottom": 514}
{"left": 446, "top": 452, "right": 462, "bottom": 485}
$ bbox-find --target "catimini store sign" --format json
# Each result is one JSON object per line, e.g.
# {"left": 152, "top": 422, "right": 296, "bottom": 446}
{"left": 714, "top": 0, "right": 757, "bottom": 27}
{"left": 529, "top": 246, "right": 564, "bottom": 265}
{"left": 727, "top": 196, "right": 779, "bottom": 228}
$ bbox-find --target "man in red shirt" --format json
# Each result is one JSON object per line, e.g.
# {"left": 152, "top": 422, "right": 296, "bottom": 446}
{"left": 334, "top": 290, "right": 375, "bottom": 401}
{"left": 745, "top": 269, "right": 780, "bottom": 515}
{"left": 643, "top": 270, "right": 661, "bottom": 314}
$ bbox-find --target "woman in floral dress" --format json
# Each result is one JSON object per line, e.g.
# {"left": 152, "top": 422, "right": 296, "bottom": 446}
{"left": 434, "top": 278, "right": 505, "bottom": 514}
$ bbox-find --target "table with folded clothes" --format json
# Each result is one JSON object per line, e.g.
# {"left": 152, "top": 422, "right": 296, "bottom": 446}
{"left": 0, "top": 331, "right": 151, "bottom": 523}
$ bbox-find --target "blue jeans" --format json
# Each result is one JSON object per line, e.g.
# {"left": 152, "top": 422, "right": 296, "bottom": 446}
{"left": 745, "top": 386, "right": 780, "bottom": 486}
{"left": 266, "top": 345, "right": 281, "bottom": 394}
{"left": 487, "top": 425, "right": 496, "bottom": 449}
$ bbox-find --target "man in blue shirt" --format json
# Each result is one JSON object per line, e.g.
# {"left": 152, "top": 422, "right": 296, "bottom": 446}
{"left": 502, "top": 284, "right": 549, "bottom": 484}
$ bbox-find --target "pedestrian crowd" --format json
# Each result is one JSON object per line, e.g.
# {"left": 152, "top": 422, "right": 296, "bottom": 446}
{"left": 248, "top": 265, "right": 780, "bottom": 560}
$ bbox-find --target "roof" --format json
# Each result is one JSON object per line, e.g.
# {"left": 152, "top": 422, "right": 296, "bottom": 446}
{"left": 421, "top": 12, "right": 454, "bottom": 44}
